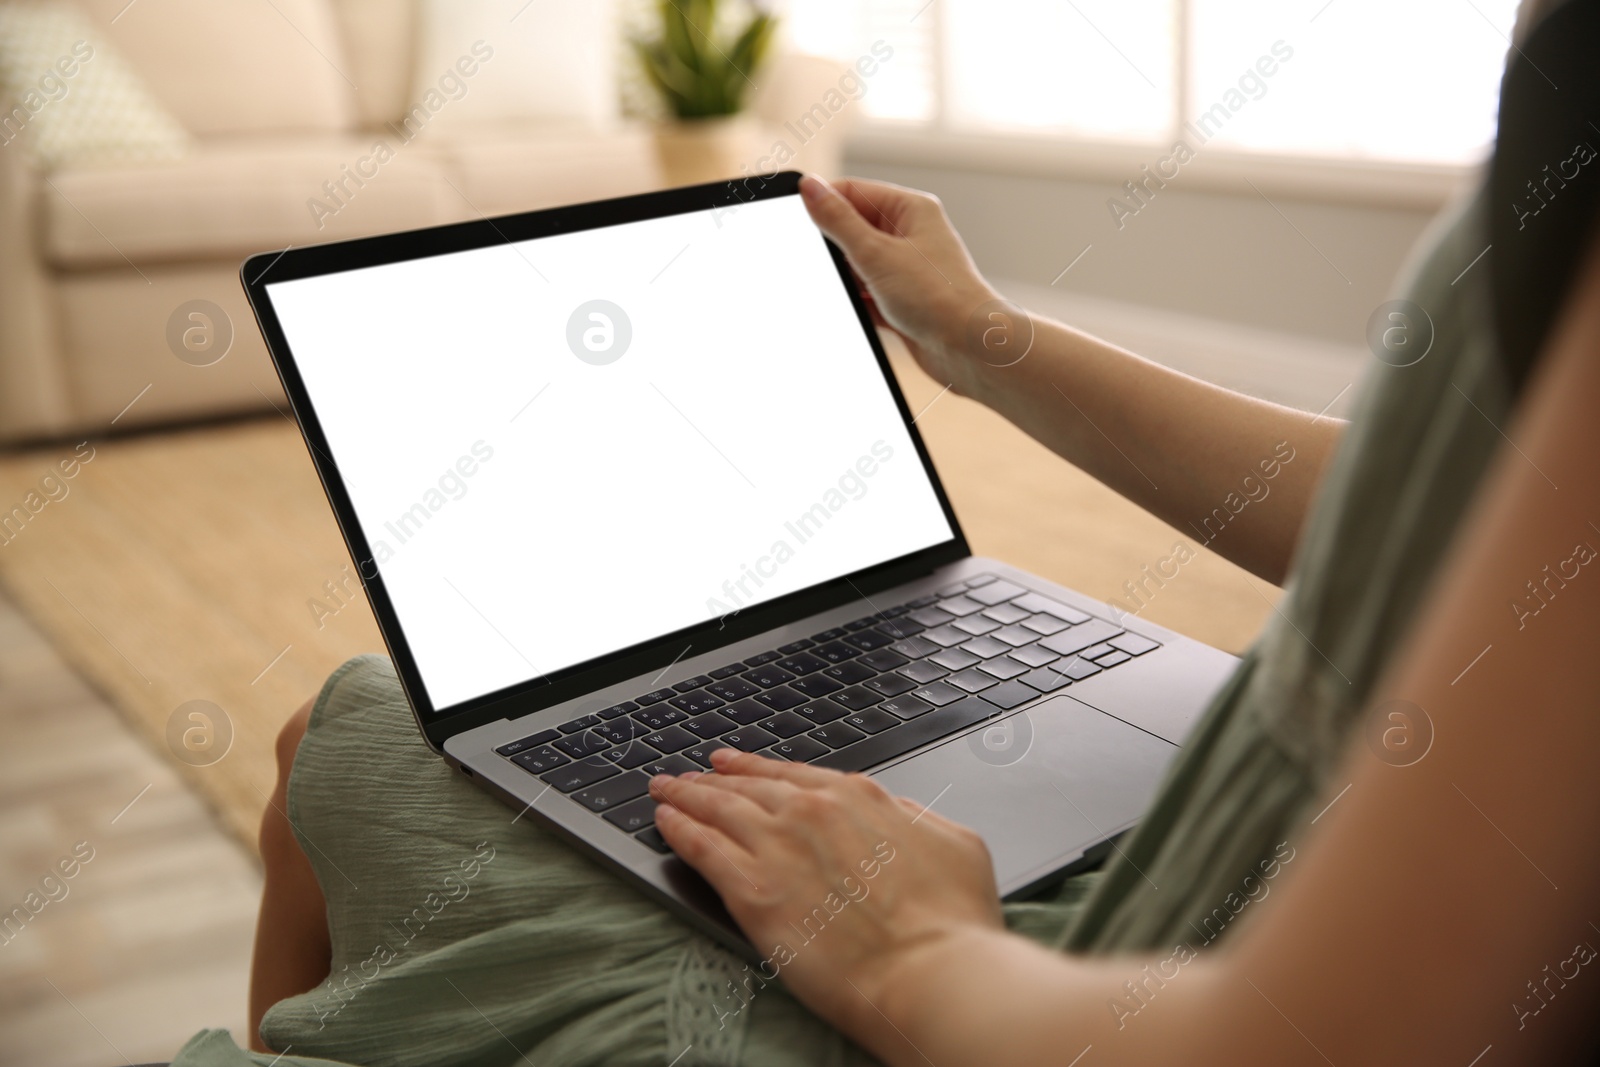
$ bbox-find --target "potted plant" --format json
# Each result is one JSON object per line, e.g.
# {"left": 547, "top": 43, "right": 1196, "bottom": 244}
{"left": 632, "top": 0, "right": 778, "bottom": 185}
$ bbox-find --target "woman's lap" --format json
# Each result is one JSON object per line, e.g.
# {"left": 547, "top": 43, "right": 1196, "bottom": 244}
{"left": 186, "top": 656, "right": 1093, "bottom": 1067}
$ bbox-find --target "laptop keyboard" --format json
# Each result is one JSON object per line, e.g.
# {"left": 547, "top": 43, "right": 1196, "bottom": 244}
{"left": 494, "top": 575, "right": 1161, "bottom": 854}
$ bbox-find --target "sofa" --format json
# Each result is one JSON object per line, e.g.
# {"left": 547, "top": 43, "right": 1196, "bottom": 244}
{"left": 0, "top": 0, "right": 847, "bottom": 443}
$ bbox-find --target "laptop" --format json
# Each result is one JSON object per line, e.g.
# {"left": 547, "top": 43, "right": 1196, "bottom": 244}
{"left": 241, "top": 170, "right": 1237, "bottom": 959}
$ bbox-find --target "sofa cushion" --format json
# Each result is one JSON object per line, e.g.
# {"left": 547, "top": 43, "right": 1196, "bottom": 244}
{"left": 428, "top": 124, "right": 663, "bottom": 217}
{"left": 76, "top": 0, "right": 355, "bottom": 136}
{"left": 328, "top": 0, "right": 415, "bottom": 130}
{"left": 42, "top": 135, "right": 454, "bottom": 268}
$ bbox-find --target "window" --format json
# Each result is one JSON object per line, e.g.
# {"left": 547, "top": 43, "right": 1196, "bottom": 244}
{"left": 786, "top": 0, "right": 1521, "bottom": 166}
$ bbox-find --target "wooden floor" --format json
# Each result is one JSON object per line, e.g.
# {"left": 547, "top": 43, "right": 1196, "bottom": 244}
{"left": 0, "top": 589, "right": 261, "bottom": 1066}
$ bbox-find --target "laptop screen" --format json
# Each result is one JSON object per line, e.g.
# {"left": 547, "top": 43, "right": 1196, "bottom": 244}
{"left": 263, "top": 191, "right": 956, "bottom": 712}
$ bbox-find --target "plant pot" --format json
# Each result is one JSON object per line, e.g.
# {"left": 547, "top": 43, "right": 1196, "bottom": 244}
{"left": 652, "top": 114, "right": 767, "bottom": 187}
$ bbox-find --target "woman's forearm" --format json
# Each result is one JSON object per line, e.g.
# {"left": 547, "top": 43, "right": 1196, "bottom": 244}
{"left": 952, "top": 314, "right": 1344, "bottom": 586}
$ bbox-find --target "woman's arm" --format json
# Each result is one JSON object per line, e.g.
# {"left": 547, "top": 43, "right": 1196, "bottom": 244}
{"left": 800, "top": 174, "right": 1344, "bottom": 585}
{"left": 652, "top": 232, "right": 1600, "bottom": 1065}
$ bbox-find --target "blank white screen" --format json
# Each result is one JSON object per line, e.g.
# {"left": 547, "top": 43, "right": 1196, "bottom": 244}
{"left": 266, "top": 195, "right": 954, "bottom": 709}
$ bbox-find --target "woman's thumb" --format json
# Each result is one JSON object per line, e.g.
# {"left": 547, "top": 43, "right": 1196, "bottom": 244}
{"left": 799, "top": 175, "right": 884, "bottom": 262}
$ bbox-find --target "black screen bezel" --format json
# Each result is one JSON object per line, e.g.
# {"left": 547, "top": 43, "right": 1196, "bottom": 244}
{"left": 241, "top": 170, "right": 970, "bottom": 750}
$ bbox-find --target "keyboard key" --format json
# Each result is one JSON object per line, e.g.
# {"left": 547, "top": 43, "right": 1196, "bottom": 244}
{"left": 512, "top": 745, "right": 570, "bottom": 773}
{"left": 1079, "top": 643, "right": 1117, "bottom": 659}
{"left": 558, "top": 713, "right": 603, "bottom": 734}
{"left": 845, "top": 616, "right": 878, "bottom": 631}
{"left": 600, "top": 743, "right": 661, "bottom": 769}
{"left": 754, "top": 685, "right": 808, "bottom": 712}
{"left": 637, "top": 688, "right": 676, "bottom": 705}
{"left": 981, "top": 681, "right": 1038, "bottom": 710}
{"left": 952, "top": 615, "right": 1000, "bottom": 636}
{"left": 778, "top": 639, "right": 815, "bottom": 654}
{"left": 864, "top": 673, "right": 917, "bottom": 698}
{"left": 892, "top": 637, "right": 942, "bottom": 659}
{"left": 809, "top": 722, "right": 867, "bottom": 749}
{"left": 684, "top": 740, "right": 731, "bottom": 767}
{"left": 743, "top": 664, "right": 796, "bottom": 688}
{"left": 542, "top": 755, "right": 619, "bottom": 793}
{"left": 682, "top": 710, "right": 738, "bottom": 739}
{"left": 811, "top": 641, "right": 860, "bottom": 664}
{"left": 721, "top": 699, "right": 771, "bottom": 725}
{"left": 937, "top": 581, "right": 968, "bottom": 597}
{"left": 668, "top": 691, "right": 725, "bottom": 715}
{"left": 673, "top": 675, "right": 713, "bottom": 693}
{"left": 723, "top": 726, "right": 780, "bottom": 752}
{"left": 1019, "top": 666, "right": 1072, "bottom": 693}
{"left": 921, "top": 624, "right": 970, "bottom": 647}
{"left": 843, "top": 629, "right": 895, "bottom": 651}
{"left": 598, "top": 702, "right": 639, "bottom": 719}
{"left": 844, "top": 708, "right": 899, "bottom": 734}
{"left": 830, "top": 685, "right": 884, "bottom": 712}
{"left": 770, "top": 735, "right": 830, "bottom": 762}
{"left": 496, "top": 729, "right": 560, "bottom": 757}
{"left": 603, "top": 795, "right": 658, "bottom": 832}
{"left": 595, "top": 718, "right": 651, "bottom": 745}
{"left": 959, "top": 636, "right": 1012, "bottom": 659}
{"left": 929, "top": 648, "right": 980, "bottom": 671}
{"left": 757, "top": 711, "right": 812, "bottom": 738}
{"left": 776, "top": 652, "right": 828, "bottom": 676}
{"left": 1110, "top": 632, "right": 1161, "bottom": 656}
{"left": 911, "top": 681, "right": 965, "bottom": 707}
{"left": 908, "top": 606, "right": 954, "bottom": 627}
{"left": 640, "top": 753, "right": 698, "bottom": 776}
{"left": 965, "top": 579, "right": 1025, "bottom": 604}
{"left": 898, "top": 660, "right": 948, "bottom": 684}
{"left": 965, "top": 574, "right": 997, "bottom": 587}
{"left": 947, "top": 667, "right": 999, "bottom": 693}
{"left": 1095, "top": 650, "right": 1134, "bottom": 668}
{"left": 1013, "top": 593, "right": 1092, "bottom": 624}
{"left": 823, "top": 661, "right": 876, "bottom": 685}
{"left": 709, "top": 663, "right": 746, "bottom": 679}
{"left": 875, "top": 618, "right": 925, "bottom": 640}
{"left": 709, "top": 677, "right": 760, "bottom": 701}
{"left": 1021, "top": 613, "right": 1071, "bottom": 635}
{"left": 982, "top": 602, "right": 1031, "bottom": 625}
{"left": 744, "top": 650, "right": 783, "bottom": 667}
{"left": 1011, "top": 644, "right": 1059, "bottom": 668}
{"left": 634, "top": 704, "right": 692, "bottom": 729}
{"left": 876, "top": 604, "right": 911, "bottom": 619}
{"left": 992, "top": 625, "right": 1037, "bottom": 647}
{"left": 978, "top": 655, "right": 1031, "bottom": 680}
{"left": 643, "top": 725, "right": 698, "bottom": 753}
{"left": 879, "top": 694, "right": 934, "bottom": 720}
{"left": 635, "top": 826, "right": 672, "bottom": 853}
{"left": 791, "top": 674, "right": 844, "bottom": 698}
{"left": 1040, "top": 620, "right": 1126, "bottom": 656}
{"left": 554, "top": 731, "right": 612, "bottom": 759}
{"left": 859, "top": 649, "right": 909, "bottom": 673}
{"left": 573, "top": 771, "right": 651, "bottom": 812}
{"left": 796, "top": 699, "right": 849, "bottom": 725}
{"left": 810, "top": 626, "right": 848, "bottom": 642}
{"left": 814, "top": 696, "right": 1000, "bottom": 774}
{"left": 1058, "top": 657, "right": 1103, "bottom": 680}
{"left": 907, "top": 594, "right": 940, "bottom": 608}
{"left": 936, "top": 595, "right": 985, "bottom": 616}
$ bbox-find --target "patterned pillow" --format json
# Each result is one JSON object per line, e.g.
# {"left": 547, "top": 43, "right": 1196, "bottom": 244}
{"left": 0, "top": 1, "right": 189, "bottom": 169}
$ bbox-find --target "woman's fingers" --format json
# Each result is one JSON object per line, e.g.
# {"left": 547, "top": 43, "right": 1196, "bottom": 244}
{"left": 653, "top": 804, "right": 762, "bottom": 893}
{"left": 708, "top": 747, "right": 848, "bottom": 788}
{"left": 677, "top": 769, "right": 797, "bottom": 813}
{"left": 799, "top": 174, "right": 889, "bottom": 267}
{"left": 649, "top": 772, "right": 774, "bottom": 849}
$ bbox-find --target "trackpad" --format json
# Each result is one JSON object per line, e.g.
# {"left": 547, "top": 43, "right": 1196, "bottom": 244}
{"left": 871, "top": 695, "right": 1178, "bottom": 892}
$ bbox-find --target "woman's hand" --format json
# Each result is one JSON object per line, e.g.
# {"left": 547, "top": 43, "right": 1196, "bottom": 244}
{"left": 648, "top": 748, "right": 1004, "bottom": 1033}
{"left": 799, "top": 174, "right": 1002, "bottom": 397}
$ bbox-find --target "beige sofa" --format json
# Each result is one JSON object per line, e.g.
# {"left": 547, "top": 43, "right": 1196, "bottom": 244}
{"left": 0, "top": 0, "right": 846, "bottom": 444}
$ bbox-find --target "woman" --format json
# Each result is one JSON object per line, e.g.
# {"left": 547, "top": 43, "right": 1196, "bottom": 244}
{"left": 183, "top": 1, "right": 1600, "bottom": 1063}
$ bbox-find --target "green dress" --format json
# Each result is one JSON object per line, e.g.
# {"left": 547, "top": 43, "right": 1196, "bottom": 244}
{"left": 172, "top": 177, "right": 1514, "bottom": 1067}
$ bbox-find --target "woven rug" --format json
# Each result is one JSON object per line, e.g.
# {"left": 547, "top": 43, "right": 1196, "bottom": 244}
{"left": 0, "top": 349, "right": 1273, "bottom": 850}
